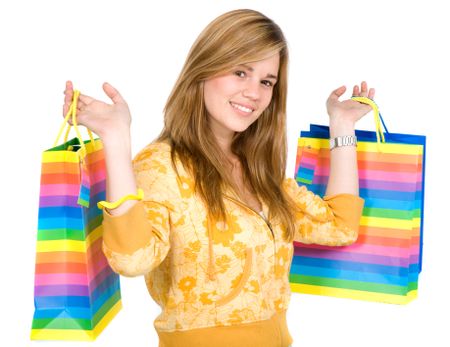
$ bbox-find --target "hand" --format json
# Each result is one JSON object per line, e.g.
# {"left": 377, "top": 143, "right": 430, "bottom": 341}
{"left": 62, "top": 80, "right": 132, "bottom": 139}
{"left": 326, "top": 81, "right": 376, "bottom": 126}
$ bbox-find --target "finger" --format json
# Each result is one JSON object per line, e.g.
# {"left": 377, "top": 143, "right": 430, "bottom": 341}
{"left": 63, "top": 103, "right": 72, "bottom": 118}
{"left": 62, "top": 104, "right": 73, "bottom": 125}
{"left": 64, "top": 81, "right": 74, "bottom": 105}
{"left": 328, "top": 85, "right": 346, "bottom": 102}
{"left": 63, "top": 87, "right": 75, "bottom": 117}
{"left": 64, "top": 99, "right": 86, "bottom": 116}
{"left": 78, "top": 93, "right": 95, "bottom": 104}
{"left": 360, "top": 81, "right": 368, "bottom": 96}
{"left": 62, "top": 104, "right": 67, "bottom": 118}
{"left": 368, "top": 88, "right": 375, "bottom": 99}
{"left": 103, "top": 82, "right": 126, "bottom": 104}
{"left": 352, "top": 85, "right": 359, "bottom": 97}
{"left": 64, "top": 80, "right": 73, "bottom": 93}
{"left": 76, "top": 103, "right": 86, "bottom": 114}
{"left": 63, "top": 83, "right": 94, "bottom": 113}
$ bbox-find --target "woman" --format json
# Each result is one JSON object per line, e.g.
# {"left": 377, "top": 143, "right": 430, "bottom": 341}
{"left": 63, "top": 9, "right": 374, "bottom": 347}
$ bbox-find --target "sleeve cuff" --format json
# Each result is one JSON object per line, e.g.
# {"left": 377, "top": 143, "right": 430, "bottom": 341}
{"left": 323, "top": 193, "right": 365, "bottom": 232}
{"left": 102, "top": 200, "right": 155, "bottom": 255}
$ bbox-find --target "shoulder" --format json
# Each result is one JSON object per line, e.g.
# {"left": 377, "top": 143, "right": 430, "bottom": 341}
{"left": 133, "top": 141, "right": 172, "bottom": 164}
{"left": 132, "top": 141, "right": 183, "bottom": 207}
{"left": 132, "top": 141, "right": 178, "bottom": 189}
{"left": 282, "top": 177, "right": 307, "bottom": 197}
{"left": 132, "top": 141, "right": 173, "bottom": 176}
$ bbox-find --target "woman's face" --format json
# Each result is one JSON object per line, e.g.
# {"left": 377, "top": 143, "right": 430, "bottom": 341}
{"left": 203, "top": 53, "right": 280, "bottom": 142}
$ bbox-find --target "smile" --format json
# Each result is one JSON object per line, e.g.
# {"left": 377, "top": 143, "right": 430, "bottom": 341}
{"left": 230, "top": 101, "right": 254, "bottom": 114}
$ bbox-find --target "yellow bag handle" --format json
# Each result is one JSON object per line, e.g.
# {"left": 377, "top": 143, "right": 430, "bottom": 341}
{"left": 97, "top": 188, "right": 145, "bottom": 210}
{"left": 350, "top": 96, "right": 386, "bottom": 151}
{"left": 54, "top": 90, "right": 96, "bottom": 159}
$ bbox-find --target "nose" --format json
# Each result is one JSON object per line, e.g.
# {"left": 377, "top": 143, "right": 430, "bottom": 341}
{"left": 242, "top": 79, "right": 260, "bottom": 100}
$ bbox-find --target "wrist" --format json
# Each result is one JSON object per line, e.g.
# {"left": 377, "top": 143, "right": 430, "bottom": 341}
{"left": 101, "top": 128, "right": 131, "bottom": 147}
{"left": 101, "top": 129, "right": 132, "bottom": 159}
{"left": 329, "top": 119, "right": 355, "bottom": 138}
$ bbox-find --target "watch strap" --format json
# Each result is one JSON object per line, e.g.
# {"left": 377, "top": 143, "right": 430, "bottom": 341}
{"left": 329, "top": 135, "right": 357, "bottom": 150}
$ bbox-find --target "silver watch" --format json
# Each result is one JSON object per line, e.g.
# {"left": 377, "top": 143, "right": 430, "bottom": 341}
{"left": 329, "top": 135, "right": 357, "bottom": 150}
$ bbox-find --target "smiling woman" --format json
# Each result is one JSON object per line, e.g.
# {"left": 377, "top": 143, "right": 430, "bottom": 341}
{"left": 155, "top": 9, "right": 294, "bottom": 231}
{"left": 62, "top": 8, "right": 369, "bottom": 347}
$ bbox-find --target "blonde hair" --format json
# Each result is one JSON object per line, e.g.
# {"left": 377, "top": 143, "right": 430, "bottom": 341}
{"left": 156, "top": 9, "right": 299, "bottom": 242}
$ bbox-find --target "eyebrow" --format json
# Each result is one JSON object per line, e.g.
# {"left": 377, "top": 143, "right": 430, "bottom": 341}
{"left": 240, "top": 64, "right": 278, "bottom": 80}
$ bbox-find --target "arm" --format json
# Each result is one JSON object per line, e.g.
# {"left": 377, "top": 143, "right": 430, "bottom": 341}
{"left": 102, "top": 130, "right": 141, "bottom": 215}
{"left": 287, "top": 82, "right": 375, "bottom": 246}
{"left": 325, "top": 81, "right": 375, "bottom": 196}
{"left": 100, "top": 145, "right": 173, "bottom": 277}
{"left": 101, "top": 196, "right": 171, "bottom": 278}
{"left": 63, "top": 80, "right": 140, "bottom": 215}
{"left": 284, "top": 178, "right": 364, "bottom": 246}
{"left": 97, "top": 100, "right": 172, "bottom": 278}
{"left": 63, "top": 81, "right": 171, "bottom": 277}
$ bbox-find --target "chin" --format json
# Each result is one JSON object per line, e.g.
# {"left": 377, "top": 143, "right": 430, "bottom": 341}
{"left": 231, "top": 117, "right": 260, "bottom": 133}
{"left": 230, "top": 123, "right": 254, "bottom": 133}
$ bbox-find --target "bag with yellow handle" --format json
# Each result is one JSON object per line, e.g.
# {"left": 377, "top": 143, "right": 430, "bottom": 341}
{"left": 31, "top": 90, "right": 122, "bottom": 340}
{"left": 291, "top": 97, "right": 426, "bottom": 304}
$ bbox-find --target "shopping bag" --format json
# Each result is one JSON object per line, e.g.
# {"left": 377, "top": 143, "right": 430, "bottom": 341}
{"left": 305, "top": 116, "right": 426, "bottom": 272}
{"left": 289, "top": 97, "right": 426, "bottom": 304}
{"left": 306, "top": 123, "right": 426, "bottom": 273}
{"left": 31, "top": 91, "right": 122, "bottom": 340}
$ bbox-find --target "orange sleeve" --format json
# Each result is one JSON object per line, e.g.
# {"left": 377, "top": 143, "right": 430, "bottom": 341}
{"left": 283, "top": 178, "right": 364, "bottom": 246}
{"left": 102, "top": 200, "right": 160, "bottom": 254}
{"left": 100, "top": 143, "right": 176, "bottom": 277}
{"left": 323, "top": 193, "right": 365, "bottom": 234}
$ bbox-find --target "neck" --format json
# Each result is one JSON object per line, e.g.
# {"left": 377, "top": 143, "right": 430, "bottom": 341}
{"left": 212, "top": 131, "right": 238, "bottom": 164}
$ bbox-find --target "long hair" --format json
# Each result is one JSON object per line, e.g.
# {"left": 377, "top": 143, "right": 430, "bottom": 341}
{"left": 155, "top": 9, "right": 299, "bottom": 242}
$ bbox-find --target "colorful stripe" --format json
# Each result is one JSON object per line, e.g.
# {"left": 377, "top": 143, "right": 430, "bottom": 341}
{"left": 294, "top": 247, "right": 410, "bottom": 267}
{"left": 291, "top": 126, "right": 425, "bottom": 305}
{"left": 296, "top": 241, "right": 411, "bottom": 258}
{"left": 290, "top": 283, "right": 417, "bottom": 305}
{"left": 30, "top": 298, "right": 122, "bottom": 341}
{"left": 32, "top": 137, "right": 121, "bottom": 340}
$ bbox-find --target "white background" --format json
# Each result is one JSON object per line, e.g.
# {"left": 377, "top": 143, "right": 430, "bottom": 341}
{"left": 1, "top": 0, "right": 448, "bottom": 346}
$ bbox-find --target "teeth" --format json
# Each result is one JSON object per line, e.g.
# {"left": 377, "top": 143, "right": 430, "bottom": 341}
{"left": 231, "top": 102, "right": 253, "bottom": 113}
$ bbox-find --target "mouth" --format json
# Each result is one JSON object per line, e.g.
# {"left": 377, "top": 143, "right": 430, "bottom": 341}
{"left": 229, "top": 101, "right": 255, "bottom": 114}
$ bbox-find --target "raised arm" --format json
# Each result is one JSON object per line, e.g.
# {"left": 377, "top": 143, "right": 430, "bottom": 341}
{"left": 325, "top": 81, "right": 375, "bottom": 196}
{"left": 63, "top": 80, "right": 138, "bottom": 215}
{"left": 63, "top": 81, "right": 171, "bottom": 276}
{"left": 286, "top": 81, "right": 375, "bottom": 246}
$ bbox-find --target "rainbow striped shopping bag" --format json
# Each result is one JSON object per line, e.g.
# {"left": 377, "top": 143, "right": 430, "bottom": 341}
{"left": 31, "top": 91, "right": 122, "bottom": 340}
{"left": 289, "top": 97, "right": 426, "bottom": 304}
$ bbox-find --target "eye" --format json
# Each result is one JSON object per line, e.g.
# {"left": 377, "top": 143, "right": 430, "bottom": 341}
{"left": 234, "top": 70, "right": 246, "bottom": 78}
{"left": 261, "top": 80, "right": 273, "bottom": 87}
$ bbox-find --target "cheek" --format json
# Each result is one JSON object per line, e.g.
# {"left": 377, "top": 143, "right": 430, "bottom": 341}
{"left": 204, "top": 78, "right": 227, "bottom": 110}
{"left": 260, "top": 90, "right": 274, "bottom": 112}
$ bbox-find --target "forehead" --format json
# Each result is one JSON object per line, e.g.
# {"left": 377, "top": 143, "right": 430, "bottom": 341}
{"left": 241, "top": 53, "right": 280, "bottom": 72}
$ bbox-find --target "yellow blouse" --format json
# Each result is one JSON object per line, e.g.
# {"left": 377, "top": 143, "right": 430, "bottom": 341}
{"left": 101, "top": 141, "right": 364, "bottom": 347}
